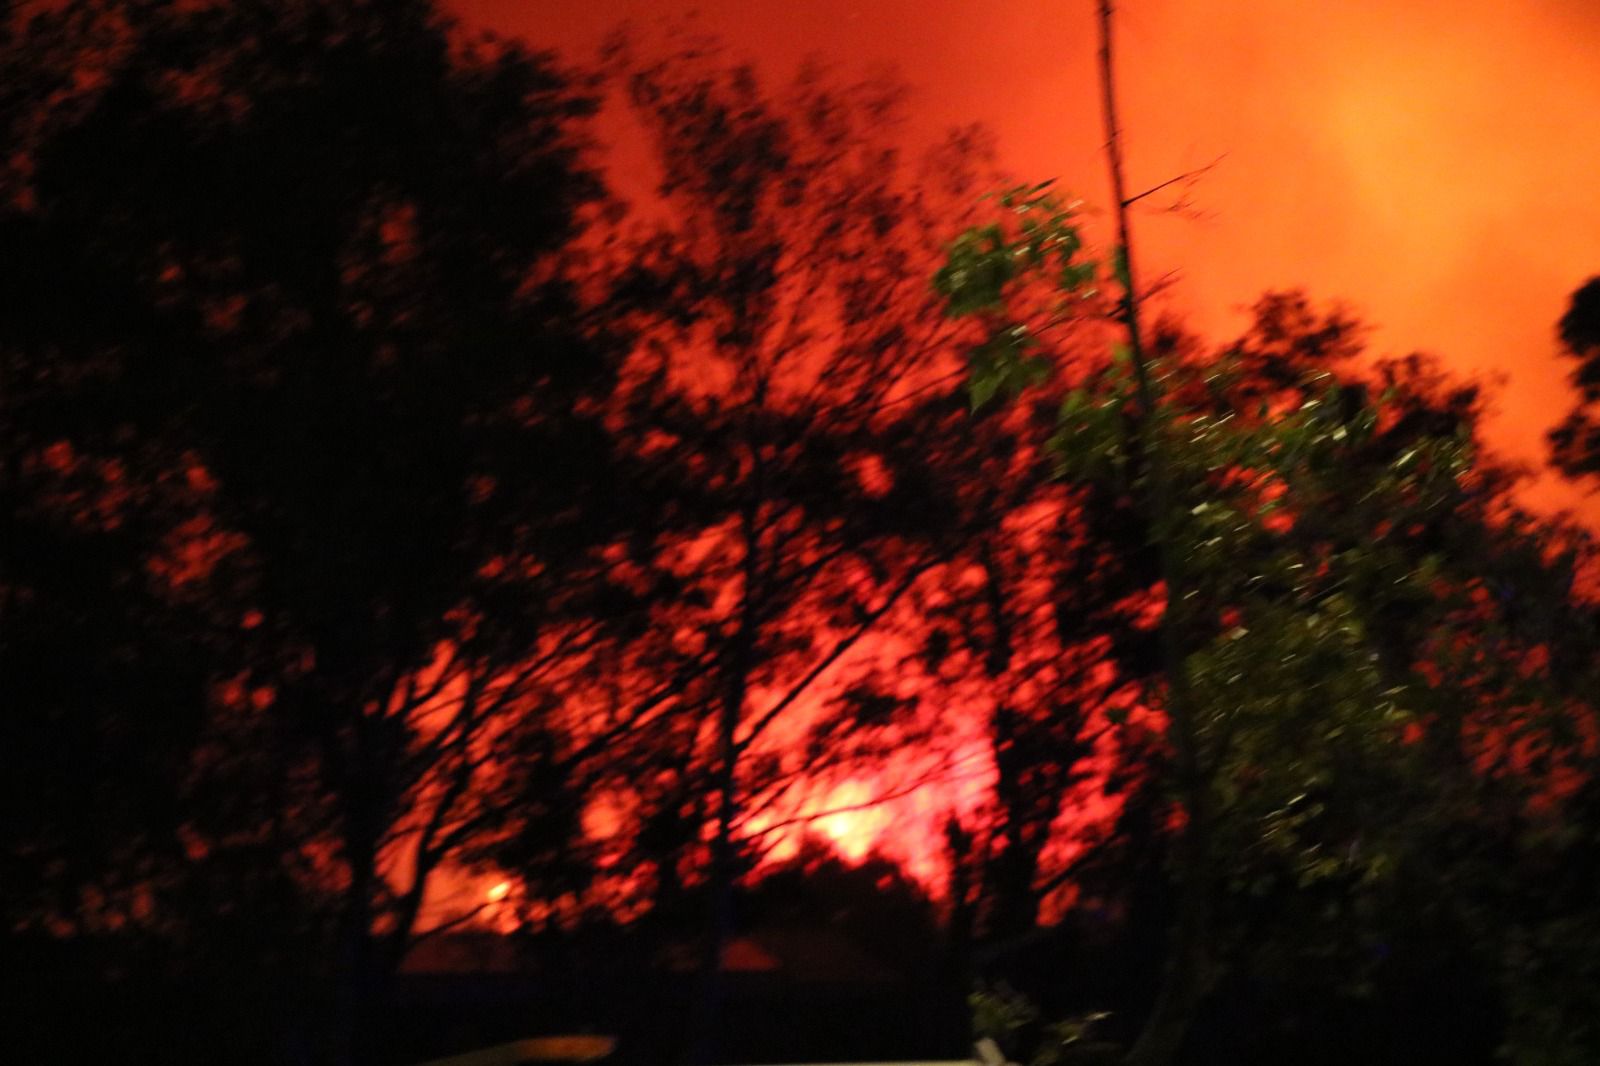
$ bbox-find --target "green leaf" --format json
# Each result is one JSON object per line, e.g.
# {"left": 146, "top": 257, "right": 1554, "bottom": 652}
{"left": 969, "top": 369, "right": 1002, "bottom": 412}
{"left": 1060, "top": 258, "right": 1098, "bottom": 293}
{"left": 932, "top": 225, "right": 1018, "bottom": 316}
{"left": 964, "top": 325, "right": 1054, "bottom": 411}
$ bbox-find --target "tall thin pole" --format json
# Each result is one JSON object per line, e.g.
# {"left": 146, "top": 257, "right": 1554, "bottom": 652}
{"left": 1094, "top": 5, "right": 1214, "bottom": 1065}
{"left": 1096, "top": 0, "right": 1152, "bottom": 406}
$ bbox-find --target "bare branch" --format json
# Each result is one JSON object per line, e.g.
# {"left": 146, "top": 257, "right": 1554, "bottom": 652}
{"left": 408, "top": 899, "right": 496, "bottom": 945}
{"left": 733, "top": 550, "right": 942, "bottom": 755}
{"left": 738, "top": 758, "right": 988, "bottom": 841}
{"left": 1122, "top": 154, "right": 1226, "bottom": 209}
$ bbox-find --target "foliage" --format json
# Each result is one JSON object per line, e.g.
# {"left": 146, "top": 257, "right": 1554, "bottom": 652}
{"left": 582, "top": 35, "right": 1011, "bottom": 919}
{"left": 934, "top": 185, "right": 1598, "bottom": 1062}
{"left": 1548, "top": 275, "right": 1600, "bottom": 482}
{"left": 932, "top": 183, "right": 1101, "bottom": 412}
{"left": 1, "top": 0, "right": 628, "bottom": 1059}
{"left": 10, "top": 5, "right": 1600, "bottom": 1063}
{"left": 971, "top": 982, "right": 1115, "bottom": 1066}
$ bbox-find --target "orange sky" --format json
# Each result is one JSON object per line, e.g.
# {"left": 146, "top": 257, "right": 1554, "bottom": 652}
{"left": 459, "top": 0, "right": 1600, "bottom": 521}
{"left": 408, "top": 2, "right": 1600, "bottom": 918}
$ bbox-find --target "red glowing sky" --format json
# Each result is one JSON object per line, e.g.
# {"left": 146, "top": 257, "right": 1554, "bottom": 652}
{"left": 425, "top": 1, "right": 1600, "bottom": 917}
{"left": 459, "top": 0, "right": 1600, "bottom": 521}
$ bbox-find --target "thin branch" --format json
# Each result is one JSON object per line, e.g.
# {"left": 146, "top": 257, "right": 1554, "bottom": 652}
{"left": 408, "top": 899, "right": 496, "bottom": 945}
{"left": 1122, "top": 154, "right": 1226, "bottom": 209}
{"left": 1029, "top": 846, "right": 1102, "bottom": 901}
{"left": 560, "top": 643, "right": 722, "bottom": 768}
{"left": 739, "top": 760, "right": 991, "bottom": 841}
{"left": 871, "top": 365, "right": 969, "bottom": 413}
{"left": 732, "top": 550, "right": 942, "bottom": 755}
{"left": 1098, "top": 4, "right": 1216, "bottom": 1063}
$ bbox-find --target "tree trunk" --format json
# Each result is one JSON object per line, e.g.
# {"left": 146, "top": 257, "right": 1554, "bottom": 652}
{"left": 987, "top": 707, "right": 1046, "bottom": 942}
{"left": 943, "top": 817, "right": 979, "bottom": 987}
{"left": 330, "top": 840, "right": 378, "bottom": 1066}
{"left": 692, "top": 496, "right": 761, "bottom": 1066}
{"left": 1093, "top": 4, "right": 1216, "bottom": 1063}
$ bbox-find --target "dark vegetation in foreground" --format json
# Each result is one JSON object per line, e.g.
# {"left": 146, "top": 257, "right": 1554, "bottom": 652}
{"left": 4, "top": 2, "right": 1600, "bottom": 1064}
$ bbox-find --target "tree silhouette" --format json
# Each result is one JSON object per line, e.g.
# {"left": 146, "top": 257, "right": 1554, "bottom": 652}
{"left": 583, "top": 40, "right": 1005, "bottom": 1059}
{"left": 0, "top": 1, "right": 633, "bottom": 1060}
{"left": 1549, "top": 275, "right": 1600, "bottom": 483}
{"left": 933, "top": 134, "right": 1596, "bottom": 1064}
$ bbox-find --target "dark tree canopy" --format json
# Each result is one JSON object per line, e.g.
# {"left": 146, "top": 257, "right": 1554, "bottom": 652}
{"left": 1549, "top": 275, "right": 1600, "bottom": 481}
{"left": 8, "top": 6, "right": 1600, "bottom": 1066}
{"left": 1, "top": 1, "right": 633, "bottom": 1061}
{"left": 1558, "top": 277, "right": 1600, "bottom": 367}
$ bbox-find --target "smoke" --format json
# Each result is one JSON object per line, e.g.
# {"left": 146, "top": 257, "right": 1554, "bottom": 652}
{"left": 467, "top": 0, "right": 1600, "bottom": 516}
{"left": 1122, "top": 0, "right": 1600, "bottom": 517}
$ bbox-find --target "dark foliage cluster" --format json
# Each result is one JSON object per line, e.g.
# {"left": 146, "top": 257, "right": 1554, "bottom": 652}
{"left": 3, "top": 3, "right": 1600, "bottom": 1066}
{"left": 1550, "top": 275, "right": 1600, "bottom": 480}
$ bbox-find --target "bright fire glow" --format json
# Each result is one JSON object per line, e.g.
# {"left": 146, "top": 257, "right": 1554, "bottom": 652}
{"left": 463, "top": 0, "right": 1600, "bottom": 526}
{"left": 812, "top": 781, "right": 891, "bottom": 862}
{"left": 398, "top": 0, "right": 1600, "bottom": 940}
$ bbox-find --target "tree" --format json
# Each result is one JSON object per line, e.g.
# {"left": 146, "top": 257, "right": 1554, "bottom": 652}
{"left": 0, "top": 2, "right": 630, "bottom": 1060}
{"left": 1548, "top": 275, "right": 1600, "bottom": 483}
{"left": 564, "top": 37, "right": 1029, "bottom": 1060}
{"left": 911, "top": 408, "right": 1154, "bottom": 950}
{"left": 932, "top": 15, "right": 1561, "bottom": 1047}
